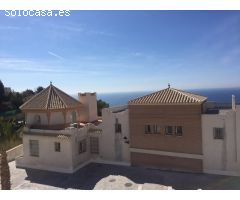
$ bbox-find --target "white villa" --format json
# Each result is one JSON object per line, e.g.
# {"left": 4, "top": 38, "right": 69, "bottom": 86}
{"left": 16, "top": 84, "right": 240, "bottom": 177}
{"left": 16, "top": 83, "right": 130, "bottom": 173}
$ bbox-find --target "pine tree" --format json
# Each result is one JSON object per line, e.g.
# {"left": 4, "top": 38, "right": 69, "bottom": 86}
{"left": 0, "top": 149, "right": 11, "bottom": 190}
{"left": 0, "top": 80, "right": 4, "bottom": 104}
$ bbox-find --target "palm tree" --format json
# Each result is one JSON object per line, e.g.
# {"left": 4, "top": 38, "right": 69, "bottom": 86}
{"left": 0, "top": 149, "right": 11, "bottom": 190}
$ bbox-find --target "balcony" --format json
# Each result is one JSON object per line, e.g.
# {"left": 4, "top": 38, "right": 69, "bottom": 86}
{"left": 29, "top": 124, "right": 68, "bottom": 130}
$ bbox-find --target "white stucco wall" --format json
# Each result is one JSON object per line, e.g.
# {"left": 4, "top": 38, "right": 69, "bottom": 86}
{"left": 19, "top": 104, "right": 130, "bottom": 173}
{"left": 26, "top": 112, "right": 48, "bottom": 125}
{"left": 50, "top": 112, "right": 64, "bottom": 125}
{"left": 65, "top": 110, "right": 79, "bottom": 124}
{"left": 236, "top": 106, "right": 240, "bottom": 162}
{"left": 26, "top": 110, "right": 80, "bottom": 126}
{"left": 202, "top": 114, "right": 226, "bottom": 171}
{"left": 202, "top": 106, "right": 240, "bottom": 176}
{"left": 21, "top": 134, "right": 74, "bottom": 173}
{"left": 71, "top": 127, "right": 91, "bottom": 168}
{"left": 100, "top": 106, "right": 130, "bottom": 163}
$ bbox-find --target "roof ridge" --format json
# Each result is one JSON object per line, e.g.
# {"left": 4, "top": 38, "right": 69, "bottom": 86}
{"left": 171, "top": 88, "right": 206, "bottom": 102}
{"left": 19, "top": 85, "right": 49, "bottom": 109}
{"left": 46, "top": 84, "right": 53, "bottom": 109}
{"left": 128, "top": 87, "right": 207, "bottom": 105}
{"left": 53, "top": 85, "right": 80, "bottom": 104}
{"left": 128, "top": 88, "right": 169, "bottom": 103}
{"left": 52, "top": 86, "right": 68, "bottom": 108}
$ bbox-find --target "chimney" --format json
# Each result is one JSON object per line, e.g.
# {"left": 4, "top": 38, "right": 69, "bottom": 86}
{"left": 78, "top": 92, "right": 98, "bottom": 122}
{"left": 232, "top": 95, "right": 236, "bottom": 111}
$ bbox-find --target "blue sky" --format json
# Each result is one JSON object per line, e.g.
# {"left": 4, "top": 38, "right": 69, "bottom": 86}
{"left": 1, "top": 10, "right": 240, "bottom": 94}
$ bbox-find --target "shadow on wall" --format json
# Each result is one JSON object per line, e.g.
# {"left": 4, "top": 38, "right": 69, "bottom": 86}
{"left": 24, "top": 163, "right": 240, "bottom": 190}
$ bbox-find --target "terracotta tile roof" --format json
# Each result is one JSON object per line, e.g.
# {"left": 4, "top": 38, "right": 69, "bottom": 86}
{"left": 128, "top": 87, "right": 207, "bottom": 105}
{"left": 20, "top": 83, "right": 81, "bottom": 110}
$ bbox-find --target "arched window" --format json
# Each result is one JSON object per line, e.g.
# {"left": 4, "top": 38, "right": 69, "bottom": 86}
{"left": 71, "top": 111, "right": 77, "bottom": 123}
{"left": 33, "top": 114, "right": 41, "bottom": 125}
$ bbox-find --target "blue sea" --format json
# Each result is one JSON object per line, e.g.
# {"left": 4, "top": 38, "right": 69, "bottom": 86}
{"left": 96, "top": 88, "right": 240, "bottom": 107}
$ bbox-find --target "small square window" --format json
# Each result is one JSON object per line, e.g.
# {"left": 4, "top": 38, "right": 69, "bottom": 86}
{"left": 175, "top": 126, "right": 183, "bottom": 136}
{"left": 165, "top": 126, "right": 174, "bottom": 135}
{"left": 54, "top": 142, "right": 61, "bottom": 152}
{"left": 213, "top": 128, "right": 224, "bottom": 139}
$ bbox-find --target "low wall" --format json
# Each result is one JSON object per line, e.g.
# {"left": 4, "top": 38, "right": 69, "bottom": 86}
{"left": 0, "top": 144, "right": 23, "bottom": 163}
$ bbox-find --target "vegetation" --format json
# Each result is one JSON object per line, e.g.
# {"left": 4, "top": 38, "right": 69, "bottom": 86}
{"left": 0, "top": 150, "right": 11, "bottom": 190}
{"left": 97, "top": 99, "right": 109, "bottom": 116}
{"left": 0, "top": 80, "right": 45, "bottom": 112}
{"left": 0, "top": 80, "right": 4, "bottom": 105}
{"left": 0, "top": 118, "right": 23, "bottom": 151}
{"left": 0, "top": 80, "right": 42, "bottom": 150}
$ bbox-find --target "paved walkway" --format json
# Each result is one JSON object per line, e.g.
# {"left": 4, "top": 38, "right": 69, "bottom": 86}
{"left": 2, "top": 161, "right": 240, "bottom": 190}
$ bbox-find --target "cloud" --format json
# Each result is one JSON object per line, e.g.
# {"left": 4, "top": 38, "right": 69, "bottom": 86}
{"left": 131, "top": 52, "right": 143, "bottom": 57}
{"left": 0, "top": 26, "right": 22, "bottom": 30}
{"left": 87, "top": 30, "right": 114, "bottom": 37}
{"left": 48, "top": 51, "right": 64, "bottom": 60}
{"left": 53, "top": 24, "right": 84, "bottom": 32}
{"left": 0, "top": 57, "right": 108, "bottom": 75}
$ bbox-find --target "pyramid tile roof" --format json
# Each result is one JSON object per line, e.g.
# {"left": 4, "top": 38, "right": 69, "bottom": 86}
{"left": 20, "top": 83, "right": 81, "bottom": 110}
{"left": 128, "top": 87, "right": 207, "bottom": 105}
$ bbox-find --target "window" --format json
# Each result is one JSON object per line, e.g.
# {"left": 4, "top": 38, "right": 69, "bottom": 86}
{"left": 90, "top": 137, "right": 99, "bottom": 154}
{"left": 175, "top": 126, "right": 183, "bottom": 136}
{"left": 145, "top": 125, "right": 151, "bottom": 134}
{"left": 54, "top": 142, "right": 61, "bottom": 152}
{"left": 79, "top": 139, "right": 87, "bottom": 154}
{"left": 145, "top": 124, "right": 160, "bottom": 134}
{"left": 71, "top": 111, "right": 77, "bottom": 123}
{"left": 33, "top": 115, "right": 41, "bottom": 125}
{"left": 213, "top": 128, "right": 224, "bottom": 139}
{"left": 152, "top": 125, "right": 161, "bottom": 134}
{"left": 115, "top": 119, "right": 122, "bottom": 133}
{"left": 29, "top": 140, "right": 39, "bottom": 157}
{"left": 165, "top": 126, "right": 174, "bottom": 135}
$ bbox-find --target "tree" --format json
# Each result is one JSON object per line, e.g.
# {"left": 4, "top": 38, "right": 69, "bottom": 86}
{"left": 9, "top": 92, "right": 23, "bottom": 109}
{"left": 0, "top": 149, "right": 11, "bottom": 190}
{"left": 0, "top": 118, "right": 13, "bottom": 140}
{"left": 97, "top": 99, "right": 109, "bottom": 116}
{"left": 21, "top": 89, "right": 34, "bottom": 102}
{"left": 0, "top": 80, "right": 4, "bottom": 104}
{"left": 35, "top": 86, "right": 44, "bottom": 94}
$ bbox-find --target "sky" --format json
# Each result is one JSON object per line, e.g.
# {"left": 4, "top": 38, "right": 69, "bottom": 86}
{"left": 0, "top": 10, "right": 240, "bottom": 94}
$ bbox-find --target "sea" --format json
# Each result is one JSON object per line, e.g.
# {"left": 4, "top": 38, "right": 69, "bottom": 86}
{"left": 96, "top": 88, "right": 240, "bottom": 107}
